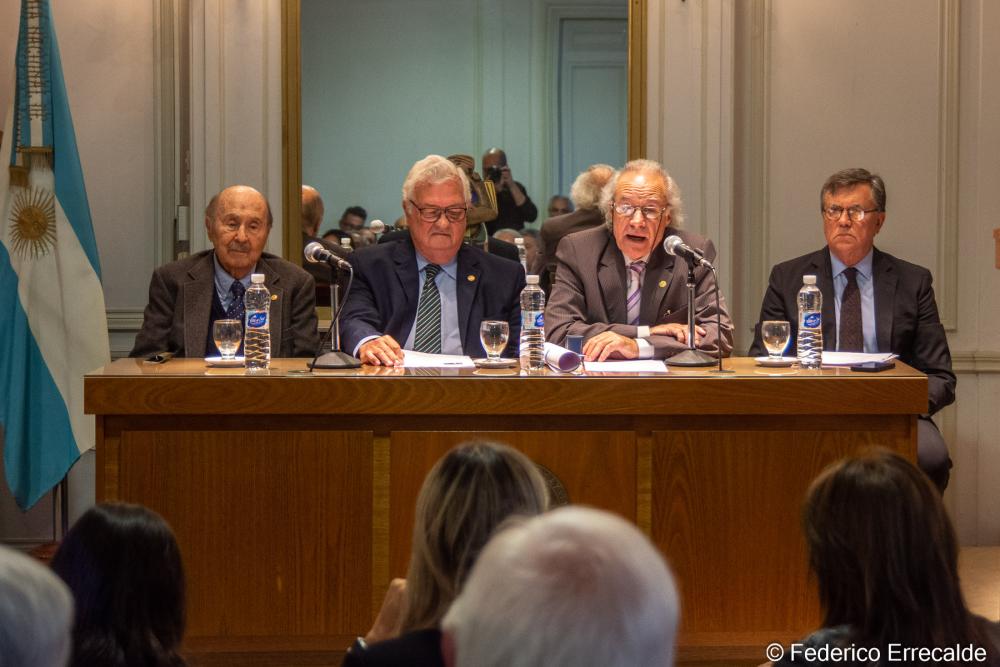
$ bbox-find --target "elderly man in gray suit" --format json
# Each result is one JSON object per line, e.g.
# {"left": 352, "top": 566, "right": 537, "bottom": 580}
{"left": 546, "top": 159, "right": 733, "bottom": 361}
{"left": 130, "top": 185, "right": 318, "bottom": 359}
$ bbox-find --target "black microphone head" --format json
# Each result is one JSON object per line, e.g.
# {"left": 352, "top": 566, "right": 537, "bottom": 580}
{"left": 303, "top": 241, "right": 325, "bottom": 263}
{"left": 663, "top": 235, "right": 683, "bottom": 256}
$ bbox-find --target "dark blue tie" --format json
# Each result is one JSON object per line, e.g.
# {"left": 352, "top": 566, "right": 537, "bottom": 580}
{"left": 227, "top": 280, "right": 246, "bottom": 322}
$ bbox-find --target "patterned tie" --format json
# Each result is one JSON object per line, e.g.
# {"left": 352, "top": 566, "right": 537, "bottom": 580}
{"left": 413, "top": 264, "right": 442, "bottom": 353}
{"left": 626, "top": 260, "right": 646, "bottom": 326}
{"left": 227, "top": 280, "right": 246, "bottom": 321}
{"left": 839, "top": 267, "right": 863, "bottom": 352}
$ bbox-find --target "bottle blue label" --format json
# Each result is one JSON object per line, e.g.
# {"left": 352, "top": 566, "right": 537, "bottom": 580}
{"left": 801, "top": 312, "right": 821, "bottom": 329}
{"left": 247, "top": 312, "right": 268, "bottom": 328}
{"left": 522, "top": 310, "right": 544, "bottom": 329}
{"left": 535, "top": 312, "right": 545, "bottom": 328}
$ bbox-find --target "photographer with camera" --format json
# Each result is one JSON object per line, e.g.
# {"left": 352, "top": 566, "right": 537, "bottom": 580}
{"left": 481, "top": 147, "right": 538, "bottom": 236}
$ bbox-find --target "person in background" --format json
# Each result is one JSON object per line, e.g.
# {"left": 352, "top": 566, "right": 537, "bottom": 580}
{"left": 441, "top": 506, "right": 680, "bottom": 667}
{"left": 547, "top": 194, "right": 573, "bottom": 217}
{"left": 343, "top": 441, "right": 549, "bottom": 667}
{"left": 340, "top": 205, "right": 368, "bottom": 232}
{"left": 538, "top": 164, "right": 615, "bottom": 293}
{"left": 748, "top": 168, "right": 955, "bottom": 491}
{"left": 0, "top": 544, "right": 73, "bottom": 667}
{"left": 481, "top": 147, "right": 537, "bottom": 235}
{"left": 51, "top": 503, "right": 188, "bottom": 667}
{"left": 770, "top": 449, "right": 999, "bottom": 666}
{"left": 301, "top": 184, "right": 349, "bottom": 286}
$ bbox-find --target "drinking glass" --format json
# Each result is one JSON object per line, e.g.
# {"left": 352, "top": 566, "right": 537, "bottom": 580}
{"left": 213, "top": 319, "right": 243, "bottom": 359}
{"left": 479, "top": 320, "right": 509, "bottom": 362}
{"left": 761, "top": 320, "right": 791, "bottom": 359}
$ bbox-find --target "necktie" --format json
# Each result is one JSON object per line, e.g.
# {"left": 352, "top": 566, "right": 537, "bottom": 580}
{"left": 839, "top": 267, "right": 863, "bottom": 352}
{"left": 414, "top": 264, "right": 442, "bottom": 353}
{"left": 227, "top": 280, "right": 246, "bottom": 322}
{"left": 626, "top": 260, "right": 646, "bottom": 326}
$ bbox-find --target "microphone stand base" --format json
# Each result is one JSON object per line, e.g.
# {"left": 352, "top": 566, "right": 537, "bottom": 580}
{"left": 310, "top": 351, "right": 362, "bottom": 370}
{"left": 665, "top": 349, "right": 717, "bottom": 367}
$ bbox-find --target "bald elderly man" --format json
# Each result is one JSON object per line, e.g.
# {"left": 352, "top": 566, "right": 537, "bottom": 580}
{"left": 131, "top": 185, "right": 318, "bottom": 358}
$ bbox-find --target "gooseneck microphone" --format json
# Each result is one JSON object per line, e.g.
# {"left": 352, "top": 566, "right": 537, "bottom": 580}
{"left": 663, "top": 235, "right": 714, "bottom": 270}
{"left": 304, "top": 241, "right": 352, "bottom": 271}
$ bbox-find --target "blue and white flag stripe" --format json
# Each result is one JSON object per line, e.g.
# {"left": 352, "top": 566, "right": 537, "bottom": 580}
{"left": 1, "top": 0, "right": 110, "bottom": 510}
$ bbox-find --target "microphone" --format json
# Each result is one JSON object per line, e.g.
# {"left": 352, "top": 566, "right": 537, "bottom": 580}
{"left": 369, "top": 219, "right": 392, "bottom": 235}
{"left": 663, "top": 235, "right": 714, "bottom": 269}
{"left": 304, "top": 241, "right": 351, "bottom": 271}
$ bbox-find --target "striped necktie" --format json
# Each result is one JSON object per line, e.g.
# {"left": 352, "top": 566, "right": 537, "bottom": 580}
{"left": 414, "top": 264, "right": 442, "bottom": 353}
{"left": 839, "top": 267, "right": 863, "bottom": 352}
{"left": 626, "top": 260, "right": 646, "bottom": 326}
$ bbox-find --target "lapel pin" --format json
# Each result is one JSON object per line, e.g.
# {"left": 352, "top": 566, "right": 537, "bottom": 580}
{"left": 658, "top": 280, "right": 667, "bottom": 288}
{"left": 467, "top": 274, "right": 476, "bottom": 282}
{"left": 271, "top": 294, "right": 278, "bottom": 301}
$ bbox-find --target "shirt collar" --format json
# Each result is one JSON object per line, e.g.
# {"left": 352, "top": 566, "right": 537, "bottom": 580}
{"left": 213, "top": 253, "right": 255, "bottom": 293}
{"left": 830, "top": 248, "right": 874, "bottom": 281}
{"left": 415, "top": 250, "right": 458, "bottom": 279}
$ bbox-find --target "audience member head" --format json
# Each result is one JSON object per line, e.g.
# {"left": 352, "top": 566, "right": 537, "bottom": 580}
{"left": 481, "top": 147, "right": 507, "bottom": 184}
{"left": 492, "top": 228, "right": 520, "bottom": 244}
{"left": 803, "top": 449, "right": 991, "bottom": 649}
{"left": 600, "top": 159, "right": 684, "bottom": 261}
{"left": 547, "top": 195, "right": 572, "bottom": 217}
{"left": 570, "top": 163, "right": 615, "bottom": 210}
{"left": 339, "top": 205, "right": 368, "bottom": 232}
{"left": 519, "top": 228, "right": 541, "bottom": 269}
{"left": 51, "top": 502, "right": 187, "bottom": 667}
{"left": 204, "top": 185, "right": 272, "bottom": 280}
{"left": 301, "top": 185, "right": 325, "bottom": 237}
{"left": 820, "top": 167, "right": 886, "bottom": 267}
{"left": 401, "top": 155, "right": 473, "bottom": 265}
{"left": 442, "top": 506, "right": 679, "bottom": 667}
{"left": 0, "top": 545, "right": 73, "bottom": 667}
{"left": 400, "top": 441, "right": 548, "bottom": 633}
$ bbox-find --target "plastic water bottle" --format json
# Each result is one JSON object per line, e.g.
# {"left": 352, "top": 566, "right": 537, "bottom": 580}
{"left": 244, "top": 273, "right": 271, "bottom": 371}
{"left": 514, "top": 237, "right": 527, "bottom": 274}
{"left": 520, "top": 275, "right": 545, "bottom": 371}
{"left": 797, "top": 274, "right": 823, "bottom": 369}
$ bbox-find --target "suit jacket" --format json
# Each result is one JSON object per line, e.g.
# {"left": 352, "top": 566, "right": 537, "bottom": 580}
{"left": 340, "top": 237, "right": 526, "bottom": 358}
{"left": 538, "top": 207, "right": 606, "bottom": 291}
{"left": 545, "top": 225, "right": 734, "bottom": 359}
{"left": 748, "top": 247, "right": 955, "bottom": 415}
{"left": 378, "top": 229, "right": 520, "bottom": 264}
{"left": 130, "top": 250, "right": 319, "bottom": 358}
{"left": 341, "top": 629, "right": 444, "bottom": 667}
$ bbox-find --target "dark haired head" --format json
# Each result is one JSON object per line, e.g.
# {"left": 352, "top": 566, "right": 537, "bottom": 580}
{"left": 342, "top": 206, "right": 367, "bottom": 220}
{"left": 804, "top": 449, "right": 987, "bottom": 649}
{"left": 51, "top": 503, "right": 186, "bottom": 667}
{"left": 820, "top": 168, "right": 886, "bottom": 212}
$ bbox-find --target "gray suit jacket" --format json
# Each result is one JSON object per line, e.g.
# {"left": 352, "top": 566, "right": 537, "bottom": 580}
{"left": 545, "top": 225, "right": 734, "bottom": 359}
{"left": 538, "top": 207, "right": 606, "bottom": 290}
{"left": 130, "top": 250, "right": 318, "bottom": 358}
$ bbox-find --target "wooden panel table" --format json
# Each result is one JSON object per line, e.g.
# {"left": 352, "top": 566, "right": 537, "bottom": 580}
{"left": 84, "top": 358, "right": 927, "bottom": 666}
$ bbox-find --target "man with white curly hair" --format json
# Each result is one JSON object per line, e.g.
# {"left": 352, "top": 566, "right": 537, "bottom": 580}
{"left": 545, "top": 159, "right": 733, "bottom": 361}
{"left": 0, "top": 544, "right": 74, "bottom": 667}
{"left": 441, "top": 506, "right": 680, "bottom": 667}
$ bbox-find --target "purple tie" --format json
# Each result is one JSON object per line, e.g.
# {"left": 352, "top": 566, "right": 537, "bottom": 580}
{"left": 839, "top": 267, "right": 863, "bottom": 352}
{"left": 626, "top": 260, "right": 646, "bottom": 326}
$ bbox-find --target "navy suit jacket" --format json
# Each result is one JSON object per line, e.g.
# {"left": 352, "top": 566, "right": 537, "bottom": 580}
{"left": 749, "top": 246, "right": 955, "bottom": 415}
{"left": 340, "top": 238, "right": 526, "bottom": 358}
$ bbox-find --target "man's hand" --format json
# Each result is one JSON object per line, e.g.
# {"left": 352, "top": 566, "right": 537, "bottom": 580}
{"left": 363, "top": 578, "right": 407, "bottom": 645}
{"left": 650, "top": 322, "right": 706, "bottom": 346}
{"left": 358, "top": 335, "right": 404, "bottom": 366}
{"left": 583, "top": 331, "right": 640, "bottom": 361}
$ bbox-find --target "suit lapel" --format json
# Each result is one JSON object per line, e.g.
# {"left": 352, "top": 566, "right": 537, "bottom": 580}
{"left": 640, "top": 244, "right": 675, "bottom": 324}
{"left": 259, "top": 256, "right": 284, "bottom": 355}
{"left": 393, "top": 239, "right": 420, "bottom": 330}
{"left": 814, "top": 250, "right": 837, "bottom": 351}
{"left": 456, "top": 245, "right": 482, "bottom": 353}
{"left": 183, "top": 253, "right": 216, "bottom": 358}
{"left": 872, "top": 249, "right": 896, "bottom": 352}
{"left": 598, "top": 236, "right": 628, "bottom": 324}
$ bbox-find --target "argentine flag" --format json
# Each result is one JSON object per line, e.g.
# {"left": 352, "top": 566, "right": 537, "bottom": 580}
{"left": 1, "top": 0, "right": 110, "bottom": 509}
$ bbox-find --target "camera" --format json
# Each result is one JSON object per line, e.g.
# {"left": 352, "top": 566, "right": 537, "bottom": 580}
{"left": 485, "top": 165, "right": 503, "bottom": 183}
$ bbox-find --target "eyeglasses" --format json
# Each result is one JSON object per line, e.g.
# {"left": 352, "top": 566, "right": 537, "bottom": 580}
{"left": 408, "top": 200, "right": 468, "bottom": 223}
{"left": 613, "top": 202, "right": 665, "bottom": 222}
{"left": 220, "top": 218, "right": 267, "bottom": 235}
{"left": 822, "top": 205, "right": 881, "bottom": 223}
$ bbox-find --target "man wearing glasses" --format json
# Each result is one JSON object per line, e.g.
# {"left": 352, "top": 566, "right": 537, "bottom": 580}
{"left": 546, "top": 159, "right": 733, "bottom": 361}
{"left": 749, "top": 168, "right": 955, "bottom": 491}
{"left": 340, "top": 155, "right": 526, "bottom": 366}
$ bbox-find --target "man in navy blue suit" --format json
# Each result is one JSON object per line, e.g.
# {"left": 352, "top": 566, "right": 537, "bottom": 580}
{"left": 340, "top": 155, "right": 525, "bottom": 366}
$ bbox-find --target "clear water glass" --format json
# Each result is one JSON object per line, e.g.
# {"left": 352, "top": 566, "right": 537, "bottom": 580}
{"left": 213, "top": 319, "right": 242, "bottom": 359}
{"left": 479, "top": 320, "right": 509, "bottom": 362}
{"left": 761, "top": 320, "right": 791, "bottom": 358}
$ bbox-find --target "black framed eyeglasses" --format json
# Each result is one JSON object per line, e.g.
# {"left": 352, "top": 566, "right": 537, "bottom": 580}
{"left": 613, "top": 201, "right": 665, "bottom": 222}
{"left": 408, "top": 200, "right": 468, "bottom": 223}
{"left": 822, "top": 205, "right": 881, "bottom": 223}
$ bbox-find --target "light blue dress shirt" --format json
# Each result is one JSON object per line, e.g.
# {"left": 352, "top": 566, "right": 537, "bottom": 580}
{"left": 405, "top": 253, "right": 462, "bottom": 355}
{"left": 829, "top": 249, "right": 877, "bottom": 353}
{"left": 213, "top": 253, "right": 254, "bottom": 312}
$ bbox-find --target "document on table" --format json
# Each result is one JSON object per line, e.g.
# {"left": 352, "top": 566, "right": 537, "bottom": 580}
{"left": 402, "top": 351, "right": 476, "bottom": 368}
{"left": 583, "top": 360, "right": 669, "bottom": 373}
{"left": 820, "top": 351, "right": 898, "bottom": 366}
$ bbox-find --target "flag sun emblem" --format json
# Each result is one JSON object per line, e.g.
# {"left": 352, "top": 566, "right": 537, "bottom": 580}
{"left": 8, "top": 187, "right": 57, "bottom": 259}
